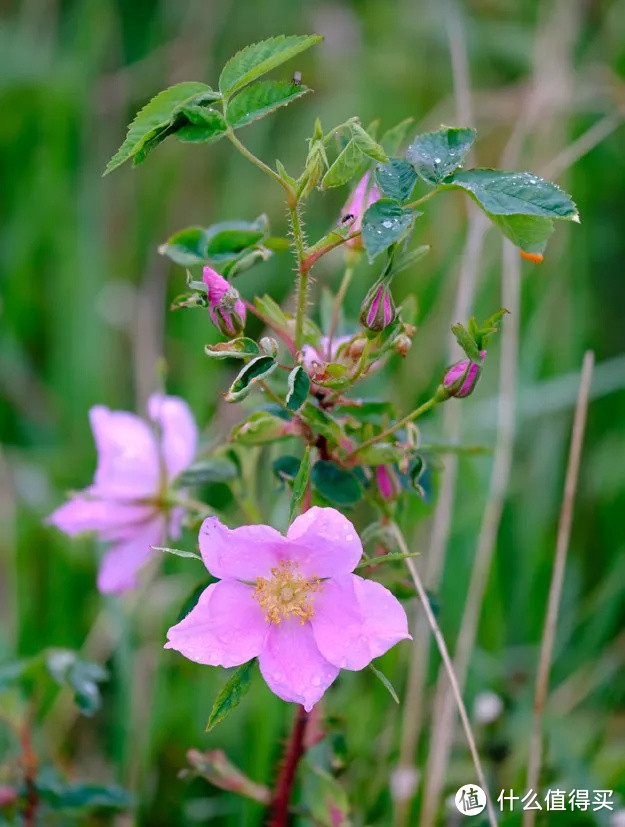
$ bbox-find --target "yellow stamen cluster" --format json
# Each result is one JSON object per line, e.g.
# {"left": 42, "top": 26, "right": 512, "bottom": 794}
{"left": 253, "top": 560, "right": 322, "bottom": 625}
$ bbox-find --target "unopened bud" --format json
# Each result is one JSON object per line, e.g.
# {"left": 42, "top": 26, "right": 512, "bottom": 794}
{"left": 376, "top": 465, "right": 402, "bottom": 501}
{"left": 346, "top": 336, "right": 368, "bottom": 360}
{"left": 259, "top": 337, "right": 279, "bottom": 357}
{"left": 203, "top": 266, "right": 246, "bottom": 338}
{"left": 360, "top": 278, "right": 396, "bottom": 333}
{"left": 442, "top": 350, "right": 486, "bottom": 398}
{"left": 394, "top": 333, "right": 412, "bottom": 357}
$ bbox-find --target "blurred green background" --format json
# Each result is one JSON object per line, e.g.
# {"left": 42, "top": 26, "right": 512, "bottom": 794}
{"left": 1, "top": 0, "right": 624, "bottom": 824}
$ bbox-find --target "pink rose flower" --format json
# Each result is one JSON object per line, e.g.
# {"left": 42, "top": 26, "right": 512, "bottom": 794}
{"left": 203, "top": 266, "right": 246, "bottom": 337}
{"left": 301, "top": 336, "right": 352, "bottom": 380}
{"left": 341, "top": 173, "right": 381, "bottom": 249}
{"left": 48, "top": 394, "right": 198, "bottom": 594}
{"left": 165, "top": 507, "right": 410, "bottom": 711}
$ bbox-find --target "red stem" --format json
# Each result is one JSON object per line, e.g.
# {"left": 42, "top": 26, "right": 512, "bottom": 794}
{"left": 268, "top": 705, "right": 309, "bottom": 826}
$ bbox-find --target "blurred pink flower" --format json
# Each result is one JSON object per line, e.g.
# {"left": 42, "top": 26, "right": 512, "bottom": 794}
{"left": 165, "top": 507, "right": 410, "bottom": 711}
{"left": 301, "top": 335, "right": 351, "bottom": 380}
{"left": 443, "top": 350, "right": 486, "bottom": 398}
{"left": 203, "top": 266, "right": 246, "bottom": 337}
{"left": 341, "top": 173, "right": 381, "bottom": 249}
{"left": 48, "top": 395, "right": 198, "bottom": 594}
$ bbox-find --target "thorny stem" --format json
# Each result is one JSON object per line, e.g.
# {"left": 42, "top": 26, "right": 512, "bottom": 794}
{"left": 391, "top": 523, "right": 498, "bottom": 827}
{"left": 289, "top": 205, "right": 309, "bottom": 350}
{"left": 268, "top": 705, "right": 309, "bottom": 827}
{"left": 347, "top": 392, "right": 442, "bottom": 459}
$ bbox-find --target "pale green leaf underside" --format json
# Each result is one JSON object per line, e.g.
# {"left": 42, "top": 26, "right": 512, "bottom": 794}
{"left": 226, "top": 80, "right": 310, "bottom": 129}
{"left": 489, "top": 213, "right": 555, "bottom": 254}
{"left": 219, "top": 34, "right": 322, "bottom": 98}
{"left": 321, "top": 139, "right": 365, "bottom": 188}
{"left": 105, "top": 82, "right": 217, "bottom": 174}
{"left": 444, "top": 168, "right": 579, "bottom": 220}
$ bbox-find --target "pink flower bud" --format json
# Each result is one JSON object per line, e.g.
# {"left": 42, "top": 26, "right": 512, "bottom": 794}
{"left": 341, "top": 173, "right": 381, "bottom": 249}
{"left": 360, "top": 279, "right": 396, "bottom": 333}
{"left": 376, "top": 465, "right": 401, "bottom": 501}
{"left": 443, "top": 350, "right": 486, "bottom": 398}
{"left": 203, "top": 266, "right": 246, "bottom": 338}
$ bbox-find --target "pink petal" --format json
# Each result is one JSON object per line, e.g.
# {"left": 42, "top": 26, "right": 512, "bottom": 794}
{"left": 198, "top": 516, "right": 286, "bottom": 580}
{"left": 148, "top": 394, "right": 198, "bottom": 481}
{"left": 97, "top": 515, "right": 165, "bottom": 594}
{"left": 47, "top": 495, "right": 152, "bottom": 537}
{"left": 311, "top": 574, "right": 410, "bottom": 670}
{"left": 165, "top": 580, "right": 268, "bottom": 667}
{"left": 286, "top": 507, "right": 362, "bottom": 578}
{"left": 90, "top": 405, "right": 160, "bottom": 498}
{"left": 258, "top": 620, "right": 339, "bottom": 711}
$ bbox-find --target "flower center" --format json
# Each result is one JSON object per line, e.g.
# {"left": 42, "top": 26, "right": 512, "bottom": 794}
{"left": 253, "top": 560, "right": 322, "bottom": 625}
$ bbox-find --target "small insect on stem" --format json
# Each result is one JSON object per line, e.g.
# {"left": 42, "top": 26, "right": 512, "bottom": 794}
{"left": 292, "top": 71, "right": 302, "bottom": 86}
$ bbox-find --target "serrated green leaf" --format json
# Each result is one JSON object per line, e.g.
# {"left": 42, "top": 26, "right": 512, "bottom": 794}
{"left": 226, "top": 80, "right": 310, "bottom": 129}
{"left": 175, "top": 107, "right": 228, "bottom": 143}
{"left": 230, "top": 411, "right": 290, "bottom": 445}
{"left": 380, "top": 117, "right": 415, "bottom": 155}
{"left": 159, "top": 226, "right": 208, "bottom": 266}
{"left": 219, "top": 34, "right": 322, "bottom": 98}
{"left": 375, "top": 158, "right": 417, "bottom": 203}
{"left": 205, "top": 337, "right": 260, "bottom": 359}
{"left": 206, "top": 660, "right": 255, "bottom": 731}
{"left": 406, "top": 126, "right": 476, "bottom": 184}
{"left": 152, "top": 545, "right": 202, "bottom": 561}
{"left": 175, "top": 457, "right": 239, "bottom": 486}
{"left": 225, "top": 356, "right": 277, "bottom": 402}
{"left": 361, "top": 198, "right": 415, "bottom": 262}
{"left": 321, "top": 139, "right": 366, "bottom": 188}
{"left": 368, "top": 663, "right": 400, "bottom": 703}
{"left": 350, "top": 122, "right": 389, "bottom": 163}
{"left": 285, "top": 366, "right": 310, "bottom": 412}
{"left": 206, "top": 228, "right": 265, "bottom": 261}
{"left": 290, "top": 445, "right": 312, "bottom": 521}
{"left": 443, "top": 168, "right": 578, "bottom": 219}
{"left": 300, "top": 404, "right": 346, "bottom": 445}
{"left": 488, "top": 213, "right": 555, "bottom": 254}
{"left": 311, "top": 460, "right": 363, "bottom": 506}
{"left": 105, "top": 82, "right": 217, "bottom": 173}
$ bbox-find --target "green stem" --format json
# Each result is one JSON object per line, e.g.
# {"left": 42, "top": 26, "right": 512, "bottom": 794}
{"left": 405, "top": 187, "right": 441, "bottom": 211}
{"left": 348, "top": 391, "right": 443, "bottom": 458}
{"left": 327, "top": 263, "right": 354, "bottom": 354}
{"left": 290, "top": 205, "right": 308, "bottom": 350}
{"left": 226, "top": 130, "right": 293, "bottom": 197}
